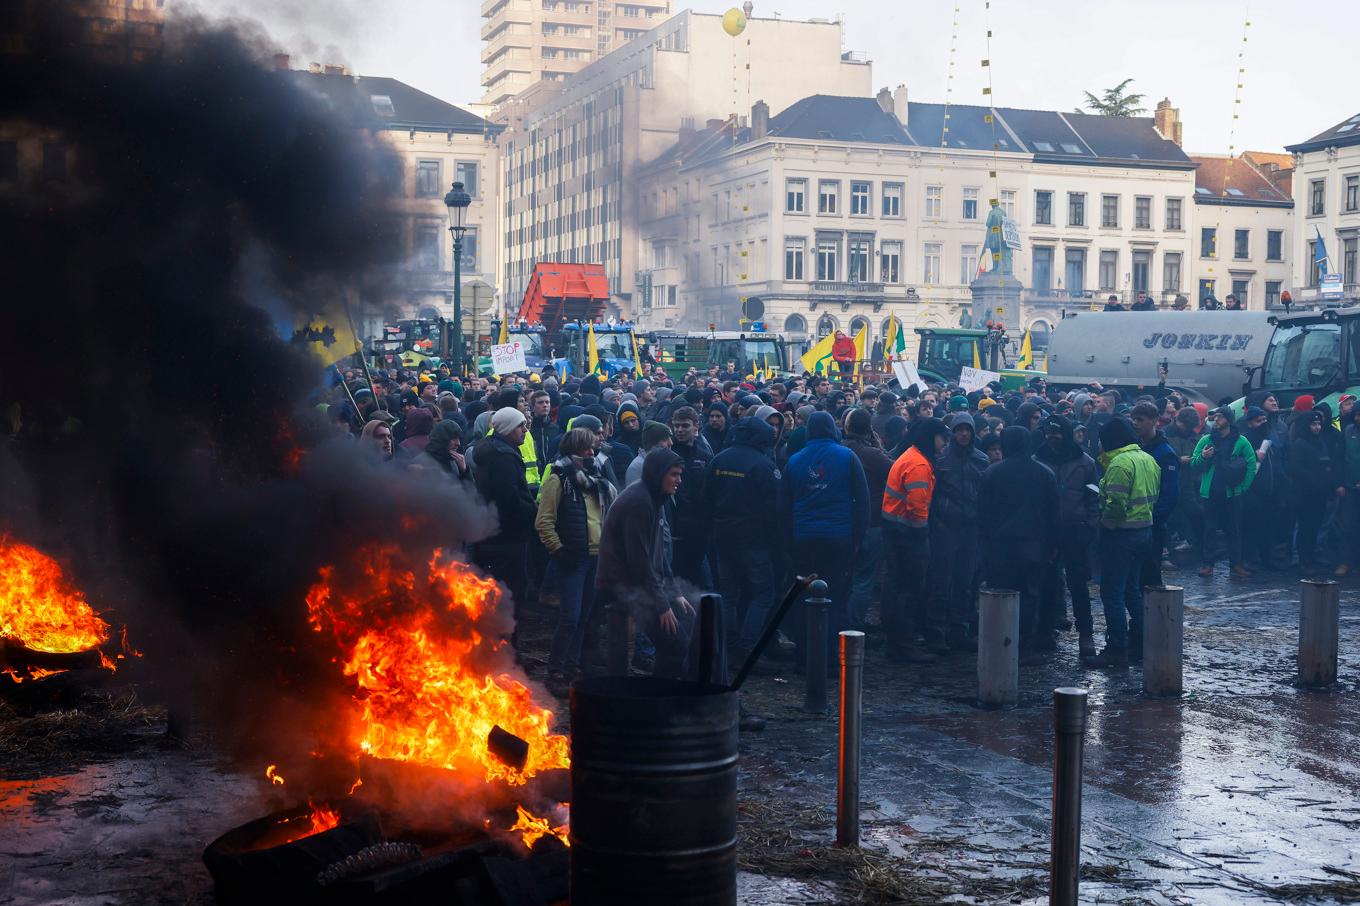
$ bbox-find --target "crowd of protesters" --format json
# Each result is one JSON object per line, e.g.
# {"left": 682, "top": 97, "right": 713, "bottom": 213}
{"left": 321, "top": 354, "right": 1360, "bottom": 724}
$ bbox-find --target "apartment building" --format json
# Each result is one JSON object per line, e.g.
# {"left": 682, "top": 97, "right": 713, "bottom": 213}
{"left": 1187, "top": 154, "right": 1293, "bottom": 309}
{"left": 1287, "top": 113, "right": 1360, "bottom": 298}
{"left": 480, "top": 0, "right": 671, "bottom": 107}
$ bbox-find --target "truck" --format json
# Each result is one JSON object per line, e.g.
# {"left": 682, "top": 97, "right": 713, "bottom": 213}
{"left": 369, "top": 319, "right": 450, "bottom": 370}
{"left": 478, "top": 322, "right": 552, "bottom": 376}
{"left": 1044, "top": 310, "right": 1275, "bottom": 404}
{"left": 1236, "top": 305, "right": 1360, "bottom": 414}
{"left": 559, "top": 322, "right": 641, "bottom": 378}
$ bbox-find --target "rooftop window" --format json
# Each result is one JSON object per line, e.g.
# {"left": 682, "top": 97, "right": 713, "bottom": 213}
{"left": 1032, "top": 140, "right": 1054, "bottom": 152}
{"left": 371, "top": 95, "right": 395, "bottom": 117}
{"left": 1195, "top": 187, "right": 1211, "bottom": 195}
{"left": 1226, "top": 187, "right": 1244, "bottom": 196}
{"left": 1060, "top": 142, "right": 1083, "bottom": 154}
{"left": 1339, "top": 123, "right": 1357, "bottom": 133}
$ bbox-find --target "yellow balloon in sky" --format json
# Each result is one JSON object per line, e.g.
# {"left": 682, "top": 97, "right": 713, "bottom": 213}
{"left": 722, "top": 7, "right": 747, "bottom": 36}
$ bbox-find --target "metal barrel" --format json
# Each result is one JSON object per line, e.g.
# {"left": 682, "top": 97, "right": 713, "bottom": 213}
{"left": 977, "top": 588, "right": 1019, "bottom": 708}
{"left": 1142, "top": 585, "right": 1184, "bottom": 697}
{"left": 570, "top": 676, "right": 739, "bottom": 906}
{"left": 837, "top": 631, "right": 865, "bottom": 848}
{"left": 1299, "top": 579, "right": 1340, "bottom": 688}
{"left": 1050, "top": 687, "right": 1089, "bottom": 906}
{"left": 804, "top": 580, "right": 831, "bottom": 714}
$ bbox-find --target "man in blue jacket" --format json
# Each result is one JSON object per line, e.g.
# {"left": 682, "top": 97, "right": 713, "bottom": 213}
{"left": 782, "top": 412, "right": 869, "bottom": 671}
{"left": 1131, "top": 401, "right": 1180, "bottom": 592}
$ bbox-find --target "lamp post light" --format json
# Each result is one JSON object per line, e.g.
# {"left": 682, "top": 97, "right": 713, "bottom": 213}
{"left": 444, "top": 180, "right": 472, "bottom": 375}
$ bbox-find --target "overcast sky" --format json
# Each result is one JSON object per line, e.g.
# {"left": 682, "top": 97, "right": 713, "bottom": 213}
{"left": 190, "top": 0, "right": 1356, "bottom": 153}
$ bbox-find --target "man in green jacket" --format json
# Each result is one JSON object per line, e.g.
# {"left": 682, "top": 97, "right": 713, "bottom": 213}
{"left": 1085, "top": 417, "right": 1162, "bottom": 668}
{"left": 1190, "top": 408, "right": 1258, "bottom": 578}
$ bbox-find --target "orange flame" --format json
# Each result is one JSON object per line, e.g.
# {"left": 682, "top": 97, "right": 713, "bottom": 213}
{"left": 304, "top": 546, "right": 569, "bottom": 785}
{"left": 509, "top": 804, "right": 570, "bottom": 849}
{"left": 0, "top": 539, "right": 110, "bottom": 653}
{"left": 272, "top": 800, "right": 341, "bottom": 845}
{"left": 265, "top": 764, "right": 285, "bottom": 786}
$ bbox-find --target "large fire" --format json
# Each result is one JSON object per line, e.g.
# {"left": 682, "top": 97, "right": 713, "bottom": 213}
{"left": 0, "top": 539, "right": 110, "bottom": 653}
{"left": 305, "top": 546, "right": 570, "bottom": 787}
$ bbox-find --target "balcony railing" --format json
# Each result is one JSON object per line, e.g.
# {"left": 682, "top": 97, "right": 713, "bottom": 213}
{"left": 811, "top": 281, "right": 884, "bottom": 293}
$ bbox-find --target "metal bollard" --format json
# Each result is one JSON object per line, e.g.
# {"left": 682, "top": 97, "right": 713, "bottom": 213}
{"left": 977, "top": 588, "right": 1019, "bottom": 708}
{"left": 1142, "top": 585, "right": 1184, "bottom": 697}
{"left": 697, "top": 593, "right": 721, "bottom": 685}
{"left": 607, "top": 599, "right": 629, "bottom": 676}
{"left": 837, "top": 631, "right": 865, "bottom": 848}
{"left": 1050, "top": 687, "right": 1089, "bottom": 906}
{"left": 1299, "top": 579, "right": 1340, "bottom": 688}
{"left": 803, "top": 580, "right": 831, "bottom": 714}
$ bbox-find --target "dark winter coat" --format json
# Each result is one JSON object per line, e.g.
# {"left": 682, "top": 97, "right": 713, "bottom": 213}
{"left": 1140, "top": 430, "right": 1181, "bottom": 527}
{"left": 473, "top": 434, "right": 538, "bottom": 546}
{"left": 670, "top": 438, "right": 711, "bottom": 543}
{"left": 1033, "top": 416, "right": 1101, "bottom": 529}
{"left": 931, "top": 412, "right": 990, "bottom": 528}
{"left": 978, "top": 426, "right": 1059, "bottom": 562}
{"left": 704, "top": 417, "right": 781, "bottom": 543}
{"left": 843, "top": 429, "right": 894, "bottom": 528}
{"left": 1288, "top": 413, "right": 1342, "bottom": 498}
{"left": 596, "top": 448, "right": 683, "bottom": 618}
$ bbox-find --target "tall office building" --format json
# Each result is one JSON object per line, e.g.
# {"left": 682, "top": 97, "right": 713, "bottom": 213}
{"left": 481, "top": 0, "right": 671, "bottom": 107}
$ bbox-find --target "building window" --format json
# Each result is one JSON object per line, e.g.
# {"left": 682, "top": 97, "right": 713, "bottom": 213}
{"left": 1099, "top": 250, "right": 1118, "bottom": 291}
{"left": 962, "top": 187, "right": 979, "bottom": 220}
{"left": 460, "top": 227, "right": 479, "bottom": 271}
{"left": 1232, "top": 279, "right": 1249, "bottom": 307}
{"left": 414, "top": 222, "right": 442, "bottom": 271}
{"left": 816, "top": 235, "right": 839, "bottom": 281}
{"left": 784, "top": 237, "right": 805, "bottom": 280}
{"left": 784, "top": 313, "right": 808, "bottom": 335}
{"left": 1164, "top": 252, "right": 1182, "bottom": 292}
{"left": 1234, "top": 228, "right": 1250, "bottom": 260}
{"left": 1065, "top": 247, "right": 1086, "bottom": 292}
{"left": 1345, "top": 237, "right": 1358, "bottom": 285}
{"left": 1000, "top": 189, "right": 1016, "bottom": 219}
{"left": 880, "top": 241, "right": 901, "bottom": 283}
{"left": 1032, "top": 247, "right": 1054, "bottom": 291}
{"left": 847, "top": 235, "right": 872, "bottom": 282}
{"left": 1199, "top": 278, "right": 1216, "bottom": 302}
{"left": 1307, "top": 239, "right": 1320, "bottom": 286}
{"left": 1265, "top": 280, "right": 1281, "bottom": 307}
{"left": 882, "top": 183, "right": 903, "bottom": 217}
{"left": 1200, "top": 227, "right": 1217, "bottom": 258}
{"left": 1135, "top": 196, "right": 1152, "bottom": 229}
{"left": 1035, "top": 190, "right": 1053, "bottom": 226}
{"left": 818, "top": 180, "right": 839, "bottom": 214}
{"left": 925, "top": 185, "right": 943, "bottom": 219}
{"left": 960, "top": 244, "right": 979, "bottom": 284}
{"left": 1166, "top": 197, "right": 1183, "bottom": 231}
{"left": 1132, "top": 250, "right": 1151, "bottom": 293}
{"left": 817, "top": 314, "right": 837, "bottom": 337}
{"left": 850, "top": 181, "right": 871, "bottom": 216}
{"left": 1267, "top": 229, "right": 1283, "bottom": 261}
{"left": 1068, "top": 192, "right": 1086, "bottom": 227}
{"left": 923, "top": 242, "right": 942, "bottom": 284}
{"left": 42, "top": 142, "right": 67, "bottom": 182}
{"left": 1311, "top": 179, "right": 1326, "bottom": 216}
{"left": 786, "top": 178, "right": 806, "bottom": 213}
{"left": 1101, "top": 194, "right": 1119, "bottom": 228}
{"left": 455, "top": 161, "right": 479, "bottom": 197}
{"left": 1347, "top": 175, "right": 1360, "bottom": 212}
{"left": 415, "top": 159, "right": 442, "bottom": 197}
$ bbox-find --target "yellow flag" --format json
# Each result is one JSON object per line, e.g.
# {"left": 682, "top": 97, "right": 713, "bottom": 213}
{"left": 852, "top": 324, "right": 867, "bottom": 381}
{"left": 630, "top": 328, "right": 644, "bottom": 376}
{"left": 588, "top": 322, "right": 600, "bottom": 374}
{"left": 973, "top": 340, "right": 982, "bottom": 369}
{"left": 497, "top": 316, "right": 508, "bottom": 345}
{"left": 292, "top": 304, "right": 360, "bottom": 367}
{"left": 800, "top": 332, "right": 836, "bottom": 374}
{"left": 1017, "top": 329, "right": 1034, "bottom": 369}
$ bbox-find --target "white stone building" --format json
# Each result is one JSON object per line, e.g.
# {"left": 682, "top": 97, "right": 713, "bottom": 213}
{"left": 1286, "top": 113, "right": 1360, "bottom": 300}
{"left": 636, "top": 90, "right": 1200, "bottom": 351}
{"left": 1187, "top": 154, "right": 1293, "bottom": 309}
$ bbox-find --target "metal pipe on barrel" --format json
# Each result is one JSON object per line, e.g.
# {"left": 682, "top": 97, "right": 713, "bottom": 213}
{"left": 1142, "top": 585, "right": 1184, "bottom": 697}
{"left": 803, "top": 579, "right": 830, "bottom": 714}
{"left": 607, "top": 599, "right": 629, "bottom": 677}
{"left": 1050, "top": 687, "right": 1089, "bottom": 906}
{"left": 977, "top": 588, "right": 1019, "bottom": 708}
{"left": 836, "top": 630, "right": 865, "bottom": 848}
{"left": 1299, "top": 579, "right": 1340, "bottom": 688}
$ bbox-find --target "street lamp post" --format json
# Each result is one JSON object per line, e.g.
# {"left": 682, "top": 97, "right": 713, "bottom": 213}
{"left": 444, "top": 180, "right": 472, "bottom": 375}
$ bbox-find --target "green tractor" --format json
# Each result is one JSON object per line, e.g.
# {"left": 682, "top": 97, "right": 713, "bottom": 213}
{"left": 913, "top": 327, "right": 1040, "bottom": 393}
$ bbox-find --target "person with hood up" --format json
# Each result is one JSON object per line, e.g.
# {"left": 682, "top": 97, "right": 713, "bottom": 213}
{"left": 1191, "top": 408, "right": 1258, "bottom": 577}
{"left": 928, "top": 410, "right": 990, "bottom": 649}
{"left": 473, "top": 407, "right": 538, "bottom": 644}
{"left": 1085, "top": 417, "right": 1162, "bottom": 667}
{"left": 1238, "top": 401, "right": 1286, "bottom": 571}
{"left": 605, "top": 404, "right": 641, "bottom": 483}
{"left": 625, "top": 421, "right": 674, "bottom": 487}
{"left": 843, "top": 408, "right": 894, "bottom": 633}
{"left": 1130, "top": 401, "right": 1180, "bottom": 585}
{"left": 782, "top": 412, "right": 870, "bottom": 670}
{"left": 1289, "top": 408, "right": 1345, "bottom": 575}
{"left": 596, "top": 447, "right": 694, "bottom": 678}
{"left": 882, "top": 418, "right": 951, "bottom": 662}
{"left": 615, "top": 401, "right": 644, "bottom": 453}
{"left": 1035, "top": 415, "right": 1101, "bottom": 656}
{"left": 979, "top": 426, "right": 1059, "bottom": 658}
{"left": 703, "top": 402, "right": 730, "bottom": 455}
{"left": 408, "top": 419, "right": 470, "bottom": 482}
{"left": 1015, "top": 400, "right": 1045, "bottom": 452}
{"left": 396, "top": 406, "right": 435, "bottom": 462}
{"left": 706, "top": 416, "right": 782, "bottom": 666}
{"left": 536, "top": 427, "right": 618, "bottom": 696}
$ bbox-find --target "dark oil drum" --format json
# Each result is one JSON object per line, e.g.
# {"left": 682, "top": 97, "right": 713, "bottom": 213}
{"left": 569, "top": 676, "right": 739, "bottom": 905}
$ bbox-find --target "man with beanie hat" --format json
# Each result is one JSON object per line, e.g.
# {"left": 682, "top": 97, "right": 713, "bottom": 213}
{"left": 473, "top": 407, "right": 537, "bottom": 645}
{"left": 1086, "top": 417, "right": 1162, "bottom": 667}
{"left": 625, "top": 421, "right": 674, "bottom": 486}
{"left": 929, "top": 411, "right": 990, "bottom": 649}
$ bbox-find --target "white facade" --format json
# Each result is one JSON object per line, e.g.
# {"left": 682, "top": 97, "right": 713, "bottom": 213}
{"left": 1289, "top": 128, "right": 1360, "bottom": 298}
{"left": 1186, "top": 154, "right": 1293, "bottom": 310}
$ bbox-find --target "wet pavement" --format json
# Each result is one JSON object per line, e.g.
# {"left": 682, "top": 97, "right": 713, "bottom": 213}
{"left": 4, "top": 570, "right": 1360, "bottom": 903}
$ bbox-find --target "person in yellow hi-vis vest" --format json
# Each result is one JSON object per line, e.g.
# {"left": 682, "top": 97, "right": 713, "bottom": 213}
{"left": 485, "top": 388, "right": 542, "bottom": 496}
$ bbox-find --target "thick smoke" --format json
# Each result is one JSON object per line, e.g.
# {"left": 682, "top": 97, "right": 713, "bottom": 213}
{"left": 0, "top": 9, "right": 498, "bottom": 757}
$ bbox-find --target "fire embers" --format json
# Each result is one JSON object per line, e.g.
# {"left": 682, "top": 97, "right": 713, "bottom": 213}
{"left": 304, "top": 545, "right": 569, "bottom": 787}
{"left": 0, "top": 539, "right": 139, "bottom": 684}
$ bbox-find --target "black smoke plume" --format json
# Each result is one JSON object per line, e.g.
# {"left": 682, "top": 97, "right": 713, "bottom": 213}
{"left": 0, "top": 9, "right": 497, "bottom": 758}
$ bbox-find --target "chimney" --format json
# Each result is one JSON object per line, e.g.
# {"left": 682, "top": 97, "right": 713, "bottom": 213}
{"left": 892, "top": 84, "right": 908, "bottom": 127}
{"left": 1154, "top": 98, "right": 1182, "bottom": 146}
{"left": 706, "top": 118, "right": 725, "bottom": 130}
{"left": 875, "top": 87, "right": 892, "bottom": 115}
{"left": 308, "top": 62, "right": 322, "bottom": 74}
{"left": 751, "top": 99, "right": 769, "bottom": 139}
{"left": 273, "top": 53, "right": 290, "bottom": 71}
{"left": 324, "top": 63, "right": 347, "bottom": 76}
